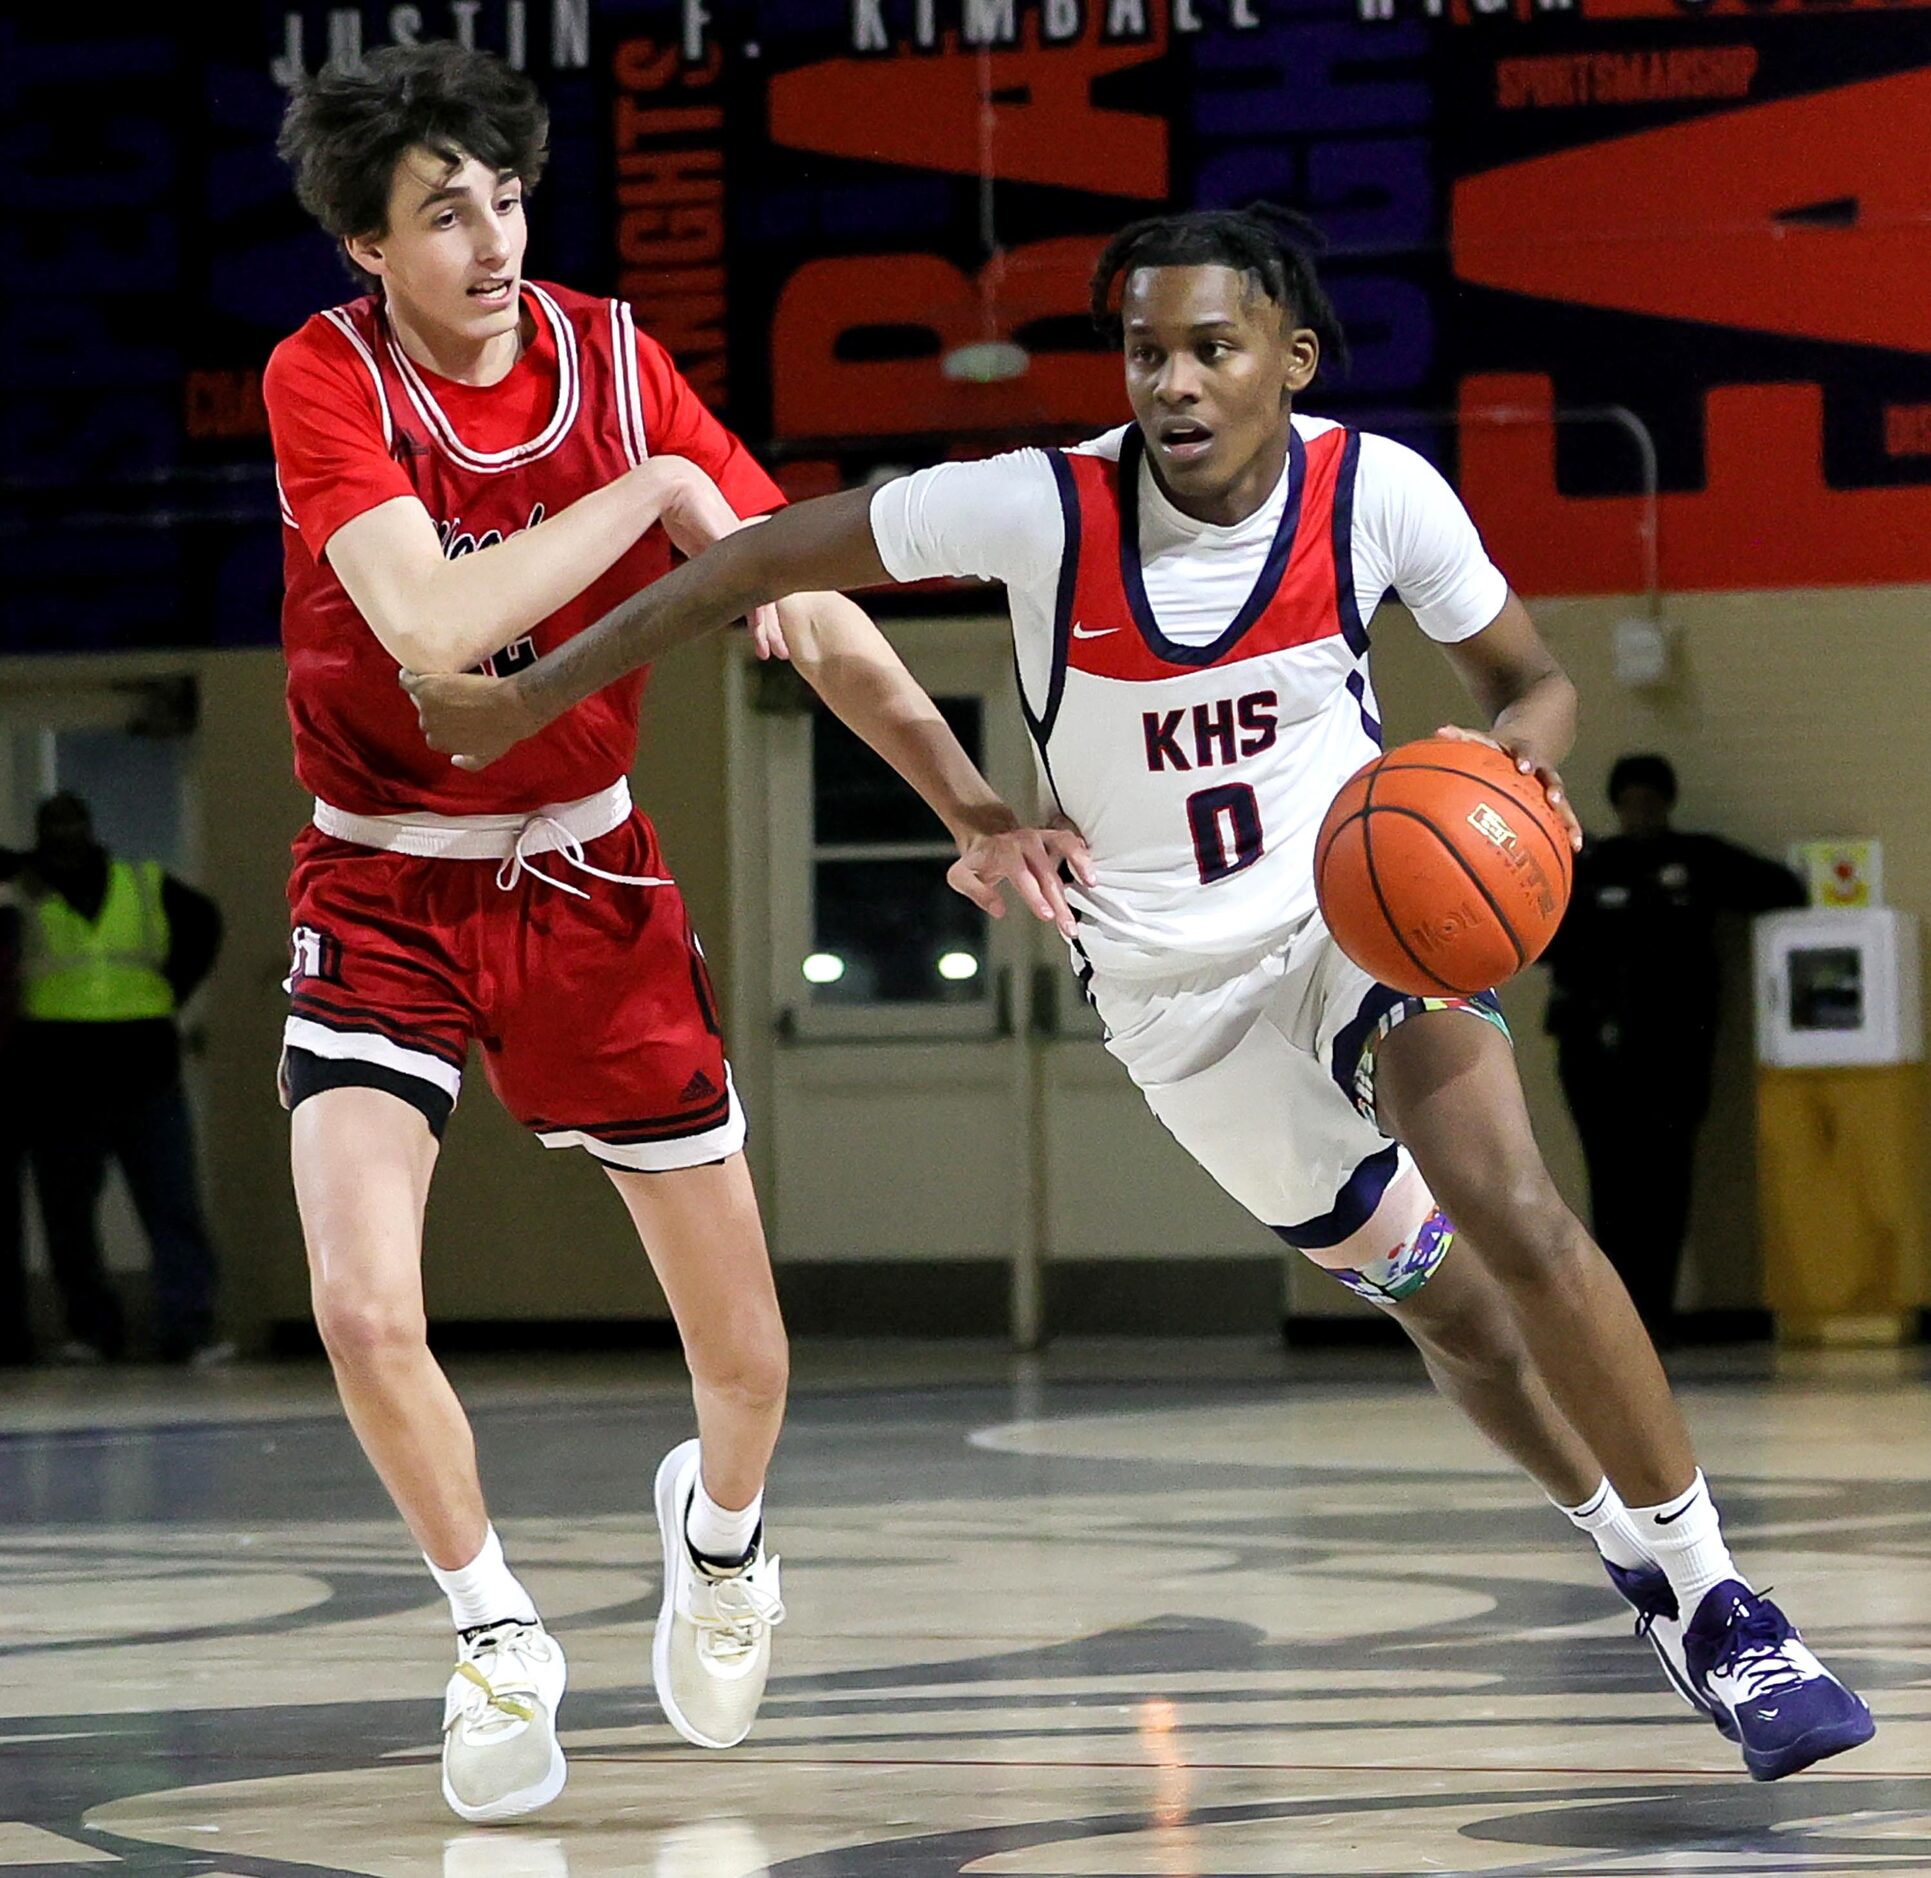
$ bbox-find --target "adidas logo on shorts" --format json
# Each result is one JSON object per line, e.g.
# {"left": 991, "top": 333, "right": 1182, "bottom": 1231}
{"left": 680, "top": 1069, "right": 719, "bottom": 1104}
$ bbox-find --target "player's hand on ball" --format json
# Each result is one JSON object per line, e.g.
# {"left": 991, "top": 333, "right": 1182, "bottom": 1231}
{"left": 947, "top": 817, "right": 1097, "bottom": 941}
{"left": 400, "top": 669, "right": 543, "bottom": 771}
{"left": 1435, "top": 723, "right": 1583, "bottom": 852}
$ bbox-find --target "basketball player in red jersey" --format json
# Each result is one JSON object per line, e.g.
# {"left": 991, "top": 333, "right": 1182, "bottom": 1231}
{"left": 410, "top": 206, "right": 1874, "bottom": 1783}
{"left": 267, "top": 43, "right": 1084, "bottom": 1822}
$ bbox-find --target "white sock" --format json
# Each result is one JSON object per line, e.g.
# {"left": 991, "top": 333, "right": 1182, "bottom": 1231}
{"left": 427, "top": 1524, "right": 539, "bottom": 1632}
{"left": 1628, "top": 1471, "right": 1745, "bottom": 1616}
{"left": 1555, "top": 1477, "right": 1653, "bottom": 1572}
{"left": 685, "top": 1466, "right": 763, "bottom": 1566}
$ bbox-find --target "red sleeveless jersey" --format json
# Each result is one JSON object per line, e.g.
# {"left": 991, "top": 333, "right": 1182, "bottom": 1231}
{"left": 265, "top": 281, "right": 781, "bottom": 817}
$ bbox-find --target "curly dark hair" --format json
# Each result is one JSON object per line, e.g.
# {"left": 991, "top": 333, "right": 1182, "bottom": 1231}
{"left": 277, "top": 41, "right": 550, "bottom": 289}
{"left": 1089, "top": 203, "right": 1349, "bottom": 380}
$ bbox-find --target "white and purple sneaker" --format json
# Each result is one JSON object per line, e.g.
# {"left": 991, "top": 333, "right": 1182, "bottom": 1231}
{"left": 1605, "top": 1560, "right": 1737, "bottom": 1740}
{"left": 1682, "top": 1579, "right": 1875, "bottom": 1781}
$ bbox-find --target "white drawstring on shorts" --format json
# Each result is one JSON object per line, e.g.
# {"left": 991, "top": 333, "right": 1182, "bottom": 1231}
{"left": 310, "top": 780, "right": 656, "bottom": 894}
{"left": 495, "top": 815, "right": 671, "bottom": 900}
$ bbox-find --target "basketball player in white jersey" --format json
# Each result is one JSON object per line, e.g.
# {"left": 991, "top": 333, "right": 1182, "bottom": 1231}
{"left": 405, "top": 206, "right": 1873, "bottom": 1781}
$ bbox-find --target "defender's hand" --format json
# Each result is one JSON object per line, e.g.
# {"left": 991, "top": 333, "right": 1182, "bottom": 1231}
{"left": 400, "top": 669, "right": 545, "bottom": 772}
{"left": 649, "top": 462, "right": 787, "bottom": 662}
{"left": 1436, "top": 723, "right": 1583, "bottom": 852}
{"left": 947, "top": 820, "right": 1097, "bottom": 941}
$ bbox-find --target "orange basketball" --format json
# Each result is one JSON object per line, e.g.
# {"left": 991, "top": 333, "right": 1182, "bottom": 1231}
{"left": 1314, "top": 736, "right": 1574, "bottom": 996}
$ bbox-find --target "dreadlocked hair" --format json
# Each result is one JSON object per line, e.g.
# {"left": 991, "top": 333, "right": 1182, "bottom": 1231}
{"left": 1089, "top": 203, "right": 1349, "bottom": 379}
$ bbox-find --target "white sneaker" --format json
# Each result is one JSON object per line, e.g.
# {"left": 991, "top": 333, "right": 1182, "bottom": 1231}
{"left": 440, "top": 1619, "right": 568, "bottom": 1822}
{"left": 652, "top": 1438, "right": 785, "bottom": 1749}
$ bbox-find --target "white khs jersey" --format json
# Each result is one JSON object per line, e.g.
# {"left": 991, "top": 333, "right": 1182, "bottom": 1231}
{"left": 1029, "top": 425, "right": 1381, "bottom": 977}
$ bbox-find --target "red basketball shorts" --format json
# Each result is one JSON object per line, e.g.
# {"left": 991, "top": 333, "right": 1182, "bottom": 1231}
{"left": 281, "top": 790, "right": 741, "bottom": 1170}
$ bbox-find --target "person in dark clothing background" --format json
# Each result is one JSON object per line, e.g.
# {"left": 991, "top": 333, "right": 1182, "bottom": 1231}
{"left": 0, "top": 793, "right": 228, "bottom": 1364}
{"left": 0, "top": 907, "right": 30, "bottom": 1366}
{"left": 1542, "top": 755, "right": 1805, "bottom": 1343}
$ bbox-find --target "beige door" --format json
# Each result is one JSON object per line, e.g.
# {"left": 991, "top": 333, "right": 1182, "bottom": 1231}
{"left": 729, "top": 616, "right": 1293, "bottom": 1344}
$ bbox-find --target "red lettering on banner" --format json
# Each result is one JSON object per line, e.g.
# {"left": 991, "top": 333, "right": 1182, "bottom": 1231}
{"left": 772, "top": 242, "right": 1120, "bottom": 442}
{"left": 1493, "top": 46, "right": 1757, "bottom": 109}
{"left": 610, "top": 38, "right": 728, "bottom": 401}
{"left": 618, "top": 149, "right": 722, "bottom": 201}
{"left": 617, "top": 204, "right": 725, "bottom": 268}
{"left": 1459, "top": 374, "right": 1931, "bottom": 595}
{"left": 1886, "top": 406, "right": 1931, "bottom": 459}
{"left": 614, "top": 100, "right": 724, "bottom": 139}
{"left": 613, "top": 40, "right": 680, "bottom": 89}
{"left": 1453, "top": 69, "right": 1931, "bottom": 354}
{"left": 768, "top": 20, "right": 1167, "bottom": 198}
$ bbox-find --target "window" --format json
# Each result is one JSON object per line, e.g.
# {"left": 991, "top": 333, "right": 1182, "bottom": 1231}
{"left": 804, "top": 697, "right": 986, "bottom": 1006}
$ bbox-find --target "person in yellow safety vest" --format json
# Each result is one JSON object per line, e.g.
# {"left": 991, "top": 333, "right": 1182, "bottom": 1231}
{"left": 0, "top": 792, "right": 227, "bottom": 1364}
{"left": 0, "top": 906, "right": 26, "bottom": 1367}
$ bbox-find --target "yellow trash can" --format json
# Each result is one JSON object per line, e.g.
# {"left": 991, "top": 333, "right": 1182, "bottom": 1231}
{"left": 1753, "top": 909, "right": 1925, "bottom": 1347}
{"left": 1757, "top": 1064, "right": 1925, "bottom": 1345}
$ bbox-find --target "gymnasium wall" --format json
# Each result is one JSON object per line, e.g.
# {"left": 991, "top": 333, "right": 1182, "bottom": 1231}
{"left": 9, "top": 578, "right": 1924, "bottom": 1342}
{"left": 0, "top": 639, "right": 733, "bottom": 1341}
{"left": 1373, "top": 583, "right": 1931, "bottom": 1313}
{"left": 8, "top": 4, "right": 1929, "bottom": 1339}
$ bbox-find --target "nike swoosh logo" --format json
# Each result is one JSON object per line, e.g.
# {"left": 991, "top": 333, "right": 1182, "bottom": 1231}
{"left": 1653, "top": 1495, "right": 1702, "bottom": 1526}
{"left": 1071, "top": 623, "right": 1119, "bottom": 640}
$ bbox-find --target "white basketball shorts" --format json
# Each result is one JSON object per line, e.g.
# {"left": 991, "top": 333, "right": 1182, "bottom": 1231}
{"left": 1085, "top": 912, "right": 1510, "bottom": 1304}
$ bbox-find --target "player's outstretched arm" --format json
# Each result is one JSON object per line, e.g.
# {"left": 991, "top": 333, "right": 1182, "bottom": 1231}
{"left": 780, "top": 590, "right": 1094, "bottom": 935}
{"left": 330, "top": 454, "right": 743, "bottom": 676}
{"left": 406, "top": 487, "right": 887, "bottom": 768}
{"left": 1436, "top": 590, "right": 1584, "bottom": 850}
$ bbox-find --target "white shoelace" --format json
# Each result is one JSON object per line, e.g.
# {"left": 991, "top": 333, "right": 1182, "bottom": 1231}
{"left": 451, "top": 1627, "right": 552, "bottom": 1735}
{"left": 1723, "top": 1643, "right": 1814, "bottom": 1704}
{"left": 694, "top": 1566, "right": 786, "bottom": 1667}
{"left": 1715, "top": 1602, "right": 1816, "bottom": 1703}
{"left": 495, "top": 815, "right": 671, "bottom": 900}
